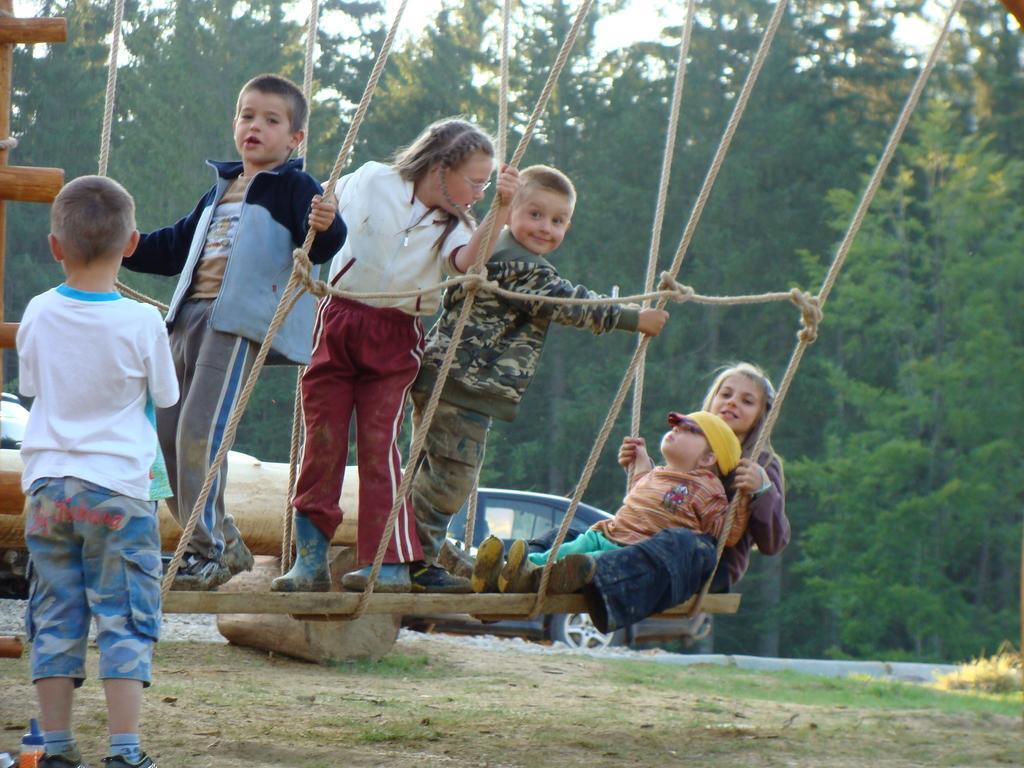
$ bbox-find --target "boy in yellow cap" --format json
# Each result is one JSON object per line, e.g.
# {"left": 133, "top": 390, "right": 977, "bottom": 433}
{"left": 483, "top": 410, "right": 741, "bottom": 594}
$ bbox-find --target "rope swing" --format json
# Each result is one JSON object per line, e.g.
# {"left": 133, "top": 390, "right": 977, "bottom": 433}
{"left": 74, "top": 0, "right": 965, "bottom": 618}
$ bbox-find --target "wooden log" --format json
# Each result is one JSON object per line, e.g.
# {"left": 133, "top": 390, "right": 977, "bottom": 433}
{"left": 216, "top": 552, "right": 400, "bottom": 663}
{"left": 167, "top": 588, "right": 742, "bottom": 617}
{"left": 0, "top": 165, "right": 64, "bottom": 203}
{"left": 0, "top": 17, "right": 67, "bottom": 44}
{"left": 0, "top": 448, "right": 359, "bottom": 548}
{"left": 0, "top": 470, "right": 22, "bottom": 516}
{"left": 0, "top": 635, "right": 23, "bottom": 658}
{"left": 0, "top": 321, "right": 14, "bottom": 349}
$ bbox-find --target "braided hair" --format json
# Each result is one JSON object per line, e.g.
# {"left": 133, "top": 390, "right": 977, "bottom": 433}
{"left": 392, "top": 118, "right": 495, "bottom": 250}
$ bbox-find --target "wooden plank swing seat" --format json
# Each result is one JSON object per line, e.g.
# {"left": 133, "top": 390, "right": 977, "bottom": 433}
{"left": 164, "top": 590, "right": 742, "bottom": 619}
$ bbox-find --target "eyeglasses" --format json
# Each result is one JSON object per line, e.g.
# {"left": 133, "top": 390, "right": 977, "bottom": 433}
{"left": 667, "top": 412, "right": 703, "bottom": 435}
{"left": 461, "top": 173, "right": 492, "bottom": 193}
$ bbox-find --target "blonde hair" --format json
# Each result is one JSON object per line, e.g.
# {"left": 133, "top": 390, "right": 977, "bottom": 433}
{"left": 516, "top": 164, "right": 576, "bottom": 209}
{"left": 702, "top": 362, "right": 778, "bottom": 456}
{"left": 393, "top": 117, "right": 495, "bottom": 245}
{"left": 50, "top": 175, "right": 136, "bottom": 264}
{"left": 237, "top": 74, "right": 307, "bottom": 133}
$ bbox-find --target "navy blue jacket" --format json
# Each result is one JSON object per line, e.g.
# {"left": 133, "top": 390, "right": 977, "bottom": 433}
{"left": 126, "top": 158, "right": 347, "bottom": 364}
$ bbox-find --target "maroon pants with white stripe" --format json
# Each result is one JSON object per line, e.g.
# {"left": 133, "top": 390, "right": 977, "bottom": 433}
{"left": 293, "top": 297, "right": 425, "bottom": 564}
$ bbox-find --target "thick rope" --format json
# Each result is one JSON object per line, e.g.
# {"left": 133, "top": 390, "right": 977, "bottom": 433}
{"left": 282, "top": 0, "right": 322, "bottom": 572}
{"left": 289, "top": 258, "right": 800, "bottom": 308}
{"left": 463, "top": 0, "right": 512, "bottom": 555}
{"left": 0, "top": 137, "right": 17, "bottom": 150}
{"left": 630, "top": 0, "right": 696, "bottom": 440}
{"left": 528, "top": 0, "right": 790, "bottom": 619}
{"left": 296, "top": 0, "right": 320, "bottom": 162}
{"left": 687, "top": 0, "right": 965, "bottom": 616}
{"left": 94, "top": 0, "right": 168, "bottom": 309}
{"left": 162, "top": 0, "right": 410, "bottom": 595}
{"left": 96, "top": 0, "right": 123, "bottom": 178}
{"left": 352, "top": 0, "right": 596, "bottom": 618}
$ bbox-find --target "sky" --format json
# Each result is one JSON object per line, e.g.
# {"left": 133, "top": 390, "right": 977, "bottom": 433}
{"left": 13, "top": 0, "right": 947, "bottom": 54}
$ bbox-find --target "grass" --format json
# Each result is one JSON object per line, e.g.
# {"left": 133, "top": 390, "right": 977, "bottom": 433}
{"left": 2, "top": 639, "right": 1020, "bottom": 768}
{"left": 605, "top": 658, "right": 1022, "bottom": 717}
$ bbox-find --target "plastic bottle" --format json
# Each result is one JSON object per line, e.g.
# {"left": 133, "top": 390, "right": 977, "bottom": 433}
{"left": 18, "top": 719, "right": 43, "bottom": 768}
{"left": 0, "top": 752, "right": 15, "bottom": 768}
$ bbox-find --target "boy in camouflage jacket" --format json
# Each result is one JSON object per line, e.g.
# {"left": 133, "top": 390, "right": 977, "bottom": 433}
{"left": 407, "top": 165, "right": 668, "bottom": 590}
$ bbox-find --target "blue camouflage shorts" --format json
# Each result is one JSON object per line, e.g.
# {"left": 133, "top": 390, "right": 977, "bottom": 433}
{"left": 24, "top": 476, "right": 162, "bottom": 686}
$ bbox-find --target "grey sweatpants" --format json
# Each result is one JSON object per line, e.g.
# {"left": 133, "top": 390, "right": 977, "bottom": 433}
{"left": 158, "top": 299, "right": 256, "bottom": 560}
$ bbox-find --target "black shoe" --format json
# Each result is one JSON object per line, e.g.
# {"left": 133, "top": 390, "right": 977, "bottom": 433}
{"left": 410, "top": 562, "right": 472, "bottom": 593}
{"left": 101, "top": 753, "right": 156, "bottom": 768}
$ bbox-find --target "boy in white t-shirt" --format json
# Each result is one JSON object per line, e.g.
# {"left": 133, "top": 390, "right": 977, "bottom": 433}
{"left": 16, "top": 176, "right": 179, "bottom": 768}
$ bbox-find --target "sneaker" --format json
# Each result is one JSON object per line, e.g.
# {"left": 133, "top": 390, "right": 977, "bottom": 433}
{"left": 40, "top": 753, "right": 87, "bottom": 768}
{"left": 169, "top": 552, "right": 231, "bottom": 591}
{"left": 549, "top": 553, "right": 597, "bottom": 593}
{"left": 498, "top": 539, "right": 541, "bottom": 593}
{"left": 437, "top": 539, "right": 475, "bottom": 579}
{"left": 410, "top": 563, "right": 472, "bottom": 594}
{"left": 471, "top": 536, "right": 504, "bottom": 593}
{"left": 340, "top": 563, "right": 411, "bottom": 593}
{"left": 220, "top": 537, "right": 254, "bottom": 576}
{"left": 101, "top": 754, "right": 156, "bottom": 768}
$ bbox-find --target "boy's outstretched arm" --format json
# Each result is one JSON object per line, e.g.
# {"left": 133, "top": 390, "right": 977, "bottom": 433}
{"left": 125, "top": 196, "right": 207, "bottom": 276}
{"left": 511, "top": 268, "right": 668, "bottom": 338}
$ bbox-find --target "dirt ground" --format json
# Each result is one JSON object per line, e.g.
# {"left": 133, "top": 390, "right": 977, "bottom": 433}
{"left": 1, "top": 634, "right": 1019, "bottom": 768}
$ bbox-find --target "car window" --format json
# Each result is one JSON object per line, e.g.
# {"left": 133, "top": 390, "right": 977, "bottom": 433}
{"left": 487, "top": 498, "right": 559, "bottom": 542}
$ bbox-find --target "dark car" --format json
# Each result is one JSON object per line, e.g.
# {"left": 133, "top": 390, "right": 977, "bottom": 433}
{"left": 405, "top": 487, "right": 712, "bottom": 650}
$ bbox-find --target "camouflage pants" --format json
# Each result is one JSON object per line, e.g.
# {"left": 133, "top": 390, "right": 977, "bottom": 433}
{"left": 410, "top": 392, "right": 491, "bottom": 562}
{"left": 24, "top": 477, "right": 162, "bottom": 685}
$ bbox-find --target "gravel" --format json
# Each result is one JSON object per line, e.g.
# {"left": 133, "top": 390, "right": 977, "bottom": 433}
{"left": 0, "top": 599, "right": 959, "bottom": 682}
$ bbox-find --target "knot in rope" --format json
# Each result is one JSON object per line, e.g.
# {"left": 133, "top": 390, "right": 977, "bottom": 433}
{"left": 291, "top": 247, "right": 317, "bottom": 292}
{"left": 0, "top": 137, "right": 17, "bottom": 151}
{"left": 658, "top": 272, "right": 696, "bottom": 303}
{"left": 789, "top": 288, "right": 823, "bottom": 343}
{"left": 461, "top": 267, "right": 499, "bottom": 296}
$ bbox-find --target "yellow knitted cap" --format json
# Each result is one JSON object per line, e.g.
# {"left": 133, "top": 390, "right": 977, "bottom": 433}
{"left": 668, "top": 410, "right": 742, "bottom": 476}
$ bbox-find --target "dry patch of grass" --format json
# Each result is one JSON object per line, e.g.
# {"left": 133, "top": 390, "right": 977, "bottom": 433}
{"left": 1, "top": 636, "right": 1020, "bottom": 768}
{"left": 934, "top": 644, "right": 1022, "bottom": 696}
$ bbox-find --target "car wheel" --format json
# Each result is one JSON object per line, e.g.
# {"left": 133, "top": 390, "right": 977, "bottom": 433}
{"left": 548, "top": 612, "right": 625, "bottom": 649}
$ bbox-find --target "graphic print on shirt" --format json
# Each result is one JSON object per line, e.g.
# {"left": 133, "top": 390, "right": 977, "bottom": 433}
{"left": 202, "top": 202, "right": 241, "bottom": 265}
{"left": 662, "top": 483, "right": 691, "bottom": 515}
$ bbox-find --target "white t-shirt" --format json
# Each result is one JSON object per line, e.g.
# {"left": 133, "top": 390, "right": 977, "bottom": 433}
{"left": 17, "top": 285, "right": 179, "bottom": 500}
{"left": 329, "top": 162, "right": 474, "bottom": 316}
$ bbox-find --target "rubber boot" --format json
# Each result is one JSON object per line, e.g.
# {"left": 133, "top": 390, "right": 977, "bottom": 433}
{"left": 270, "top": 515, "right": 331, "bottom": 592}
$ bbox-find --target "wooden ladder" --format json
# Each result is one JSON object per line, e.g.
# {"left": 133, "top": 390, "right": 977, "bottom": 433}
{"left": 0, "top": 0, "right": 66, "bottom": 660}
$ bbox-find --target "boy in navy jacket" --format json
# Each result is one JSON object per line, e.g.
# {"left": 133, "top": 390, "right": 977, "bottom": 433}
{"left": 125, "top": 74, "right": 346, "bottom": 589}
